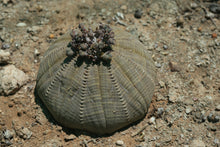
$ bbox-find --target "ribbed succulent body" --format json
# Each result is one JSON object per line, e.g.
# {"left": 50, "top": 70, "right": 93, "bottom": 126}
{"left": 35, "top": 25, "right": 156, "bottom": 135}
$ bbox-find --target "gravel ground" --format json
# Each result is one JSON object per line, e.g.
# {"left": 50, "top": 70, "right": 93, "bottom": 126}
{"left": 0, "top": 0, "right": 219, "bottom": 146}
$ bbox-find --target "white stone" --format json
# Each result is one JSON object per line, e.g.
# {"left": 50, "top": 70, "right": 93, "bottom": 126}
{"left": 34, "top": 49, "right": 40, "bottom": 56}
{"left": 4, "top": 129, "right": 15, "bottom": 139}
{"left": 216, "top": 105, "right": 220, "bottom": 111}
{"left": 116, "top": 140, "right": 124, "bottom": 146}
{"left": 159, "top": 81, "right": 165, "bottom": 88}
{"left": 149, "top": 116, "right": 156, "bottom": 124}
{"left": 185, "top": 107, "right": 192, "bottom": 114}
{"left": 0, "top": 65, "right": 28, "bottom": 95}
{"left": 27, "top": 26, "right": 42, "bottom": 35}
{"left": 0, "top": 50, "right": 11, "bottom": 64}
{"left": 16, "top": 22, "right": 27, "bottom": 27}
{"left": 191, "top": 139, "right": 205, "bottom": 147}
{"left": 64, "top": 134, "right": 76, "bottom": 141}
{"left": 21, "top": 128, "right": 32, "bottom": 139}
{"left": 117, "top": 12, "right": 124, "bottom": 20}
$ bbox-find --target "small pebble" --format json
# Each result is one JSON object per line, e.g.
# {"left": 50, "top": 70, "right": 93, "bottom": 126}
{"left": 117, "top": 12, "right": 124, "bottom": 20}
{"left": 0, "top": 49, "right": 11, "bottom": 64}
{"left": 193, "top": 97, "right": 198, "bottom": 101}
{"left": 190, "top": 139, "right": 205, "bottom": 147}
{"left": 2, "top": 43, "right": 10, "bottom": 49}
{"left": 168, "top": 89, "right": 178, "bottom": 103}
{"left": 207, "top": 124, "right": 217, "bottom": 131}
{"left": 49, "top": 34, "right": 55, "bottom": 39}
{"left": 15, "top": 42, "right": 21, "bottom": 49}
{"left": 206, "top": 132, "right": 212, "bottom": 138}
{"left": 116, "top": 140, "right": 124, "bottom": 146}
{"left": 214, "top": 138, "right": 219, "bottom": 145}
{"left": 155, "top": 62, "right": 161, "bottom": 68}
{"left": 216, "top": 105, "right": 220, "bottom": 111}
{"left": 16, "top": 22, "right": 27, "bottom": 27}
{"left": 64, "top": 134, "right": 76, "bottom": 142}
{"left": 66, "top": 48, "right": 74, "bottom": 56}
{"left": 157, "top": 108, "right": 164, "bottom": 116}
{"left": 149, "top": 116, "right": 156, "bottom": 124}
{"left": 209, "top": 4, "right": 220, "bottom": 14}
{"left": 176, "top": 16, "right": 184, "bottom": 27}
{"left": 185, "top": 107, "right": 192, "bottom": 114}
{"left": 27, "top": 26, "right": 41, "bottom": 35}
{"left": 169, "top": 61, "right": 180, "bottom": 72}
{"left": 16, "top": 127, "right": 32, "bottom": 140}
{"left": 21, "top": 128, "right": 32, "bottom": 139}
{"left": 117, "top": 20, "right": 127, "bottom": 26}
{"left": 34, "top": 49, "right": 40, "bottom": 56}
{"left": 134, "top": 9, "right": 142, "bottom": 19}
{"left": 43, "top": 130, "right": 49, "bottom": 135}
{"left": 163, "top": 45, "right": 168, "bottom": 50}
{"left": 101, "top": 8, "right": 106, "bottom": 13}
{"left": 156, "top": 93, "right": 166, "bottom": 101}
{"left": 186, "top": 128, "right": 192, "bottom": 132}
{"left": 4, "top": 129, "right": 14, "bottom": 139}
{"left": 120, "top": 5, "right": 127, "bottom": 11}
{"left": 77, "top": 13, "right": 85, "bottom": 19}
{"left": 8, "top": 103, "right": 13, "bottom": 107}
{"left": 206, "top": 12, "right": 215, "bottom": 19}
{"left": 5, "top": 140, "right": 12, "bottom": 146}
{"left": 158, "top": 81, "right": 165, "bottom": 88}
{"left": 177, "top": 107, "right": 183, "bottom": 112}
{"left": 190, "top": 2, "right": 198, "bottom": 9}
{"left": 212, "top": 33, "right": 217, "bottom": 38}
{"left": 3, "top": 0, "right": 10, "bottom": 4}
{"left": 193, "top": 111, "right": 206, "bottom": 123}
{"left": 197, "top": 27, "right": 202, "bottom": 32}
{"left": 31, "top": 36, "right": 39, "bottom": 42}
{"left": 207, "top": 112, "right": 219, "bottom": 123}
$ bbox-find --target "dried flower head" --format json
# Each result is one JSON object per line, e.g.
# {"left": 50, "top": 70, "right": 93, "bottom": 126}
{"left": 67, "top": 23, "right": 115, "bottom": 63}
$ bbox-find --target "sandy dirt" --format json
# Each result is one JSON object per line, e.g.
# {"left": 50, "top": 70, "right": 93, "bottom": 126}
{"left": 0, "top": 0, "right": 219, "bottom": 146}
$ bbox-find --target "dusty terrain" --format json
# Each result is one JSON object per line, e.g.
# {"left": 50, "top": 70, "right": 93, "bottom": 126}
{"left": 0, "top": 0, "right": 219, "bottom": 146}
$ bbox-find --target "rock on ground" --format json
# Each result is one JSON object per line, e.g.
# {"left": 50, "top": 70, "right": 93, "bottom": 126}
{"left": 0, "top": 50, "right": 11, "bottom": 64}
{"left": 0, "top": 65, "right": 28, "bottom": 95}
{"left": 190, "top": 139, "right": 206, "bottom": 147}
{"left": 15, "top": 127, "right": 32, "bottom": 140}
